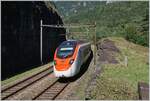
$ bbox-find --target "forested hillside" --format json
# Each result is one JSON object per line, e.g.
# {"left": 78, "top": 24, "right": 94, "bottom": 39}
{"left": 56, "top": 1, "right": 149, "bottom": 46}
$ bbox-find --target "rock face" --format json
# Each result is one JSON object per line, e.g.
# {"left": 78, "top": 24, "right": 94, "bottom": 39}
{"left": 1, "top": 1, "right": 66, "bottom": 80}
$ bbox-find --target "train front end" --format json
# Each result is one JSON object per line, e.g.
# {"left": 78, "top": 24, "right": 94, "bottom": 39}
{"left": 53, "top": 40, "right": 79, "bottom": 78}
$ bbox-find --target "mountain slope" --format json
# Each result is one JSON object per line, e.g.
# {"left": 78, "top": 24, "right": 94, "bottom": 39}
{"left": 55, "top": 1, "right": 149, "bottom": 46}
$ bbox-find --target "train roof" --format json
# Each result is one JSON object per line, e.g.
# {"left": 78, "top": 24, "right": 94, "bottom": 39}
{"left": 59, "top": 40, "right": 90, "bottom": 49}
{"left": 65, "top": 40, "right": 89, "bottom": 44}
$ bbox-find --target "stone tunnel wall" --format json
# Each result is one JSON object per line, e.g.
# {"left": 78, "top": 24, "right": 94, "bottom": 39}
{"left": 1, "top": 1, "right": 66, "bottom": 80}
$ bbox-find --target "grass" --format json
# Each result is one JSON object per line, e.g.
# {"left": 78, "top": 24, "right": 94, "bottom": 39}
{"left": 91, "top": 37, "right": 149, "bottom": 100}
{"left": 1, "top": 62, "right": 53, "bottom": 86}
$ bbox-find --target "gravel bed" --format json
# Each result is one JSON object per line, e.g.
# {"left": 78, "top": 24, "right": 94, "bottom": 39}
{"left": 2, "top": 63, "right": 51, "bottom": 89}
{"left": 8, "top": 73, "right": 57, "bottom": 100}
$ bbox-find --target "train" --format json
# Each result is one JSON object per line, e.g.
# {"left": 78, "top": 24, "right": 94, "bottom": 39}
{"left": 53, "top": 40, "right": 91, "bottom": 78}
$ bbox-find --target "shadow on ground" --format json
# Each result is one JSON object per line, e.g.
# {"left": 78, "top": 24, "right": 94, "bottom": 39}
{"left": 58, "top": 51, "right": 93, "bottom": 83}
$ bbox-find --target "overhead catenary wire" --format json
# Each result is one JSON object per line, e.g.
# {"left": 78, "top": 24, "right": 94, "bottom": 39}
{"left": 41, "top": 24, "right": 95, "bottom": 28}
{"left": 40, "top": 19, "right": 96, "bottom": 65}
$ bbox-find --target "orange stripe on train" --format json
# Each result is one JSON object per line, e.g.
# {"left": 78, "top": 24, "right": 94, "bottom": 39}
{"left": 54, "top": 44, "right": 80, "bottom": 71}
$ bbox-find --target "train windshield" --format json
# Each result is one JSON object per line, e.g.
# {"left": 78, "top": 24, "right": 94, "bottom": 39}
{"left": 57, "top": 41, "right": 77, "bottom": 59}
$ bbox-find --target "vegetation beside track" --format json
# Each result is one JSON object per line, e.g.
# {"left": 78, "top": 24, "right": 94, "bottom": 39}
{"left": 90, "top": 37, "right": 149, "bottom": 100}
{"left": 1, "top": 62, "right": 53, "bottom": 86}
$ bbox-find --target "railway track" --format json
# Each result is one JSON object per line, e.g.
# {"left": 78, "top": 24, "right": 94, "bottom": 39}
{"left": 1, "top": 66, "right": 53, "bottom": 100}
{"left": 33, "top": 79, "right": 69, "bottom": 100}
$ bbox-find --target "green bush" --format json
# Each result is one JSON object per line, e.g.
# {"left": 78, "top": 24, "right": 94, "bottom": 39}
{"left": 125, "top": 23, "right": 149, "bottom": 46}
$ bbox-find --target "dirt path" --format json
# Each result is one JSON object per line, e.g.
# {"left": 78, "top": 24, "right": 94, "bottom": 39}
{"left": 97, "top": 39, "right": 120, "bottom": 64}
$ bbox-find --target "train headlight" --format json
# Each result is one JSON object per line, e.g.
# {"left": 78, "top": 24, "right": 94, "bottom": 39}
{"left": 54, "top": 60, "right": 56, "bottom": 65}
{"left": 69, "top": 59, "right": 74, "bottom": 65}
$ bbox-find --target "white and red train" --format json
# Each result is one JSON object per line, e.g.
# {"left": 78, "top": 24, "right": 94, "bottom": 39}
{"left": 53, "top": 40, "right": 91, "bottom": 78}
